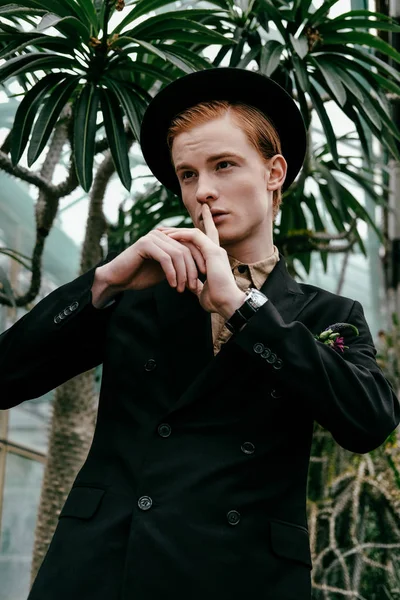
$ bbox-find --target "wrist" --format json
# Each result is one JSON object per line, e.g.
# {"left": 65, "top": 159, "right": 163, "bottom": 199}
{"left": 219, "top": 290, "right": 247, "bottom": 321}
{"left": 91, "top": 265, "right": 121, "bottom": 309}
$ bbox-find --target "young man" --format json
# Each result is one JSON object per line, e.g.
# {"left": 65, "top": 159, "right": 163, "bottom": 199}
{"left": 1, "top": 68, "right": 399, "bottom": 600}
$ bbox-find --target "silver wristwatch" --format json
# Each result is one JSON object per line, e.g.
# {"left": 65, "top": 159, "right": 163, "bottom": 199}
{"left": 225, "top": 288, "right": 268, "bottom": 334}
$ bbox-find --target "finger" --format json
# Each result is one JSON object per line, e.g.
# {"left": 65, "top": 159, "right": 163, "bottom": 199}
{"left": 178, "top": 240, "right": 206, "bottom": 274}
{"left": 151, "top": 231, "right": 199, "bottom": 292}
{"left": 202, "top": 204, "right": 220, "bottom": 246}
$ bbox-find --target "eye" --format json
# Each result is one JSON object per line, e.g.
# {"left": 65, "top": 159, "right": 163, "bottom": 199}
{"left": 182, "top": 171, "right": 195, "bottom": 181}
{"left": 216, "top": 161, "right": 233, "bottom": 170}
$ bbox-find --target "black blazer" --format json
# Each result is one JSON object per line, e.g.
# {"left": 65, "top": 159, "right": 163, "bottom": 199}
{"left": 1, "top": 254, "right": 398, "bottom": 600}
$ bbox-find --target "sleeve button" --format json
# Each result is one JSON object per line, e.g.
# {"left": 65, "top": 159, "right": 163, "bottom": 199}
{"left": 266, "top": 353, "right": 277, "bottom": 364}
{"left": 273, "top": 359, "right": 284, "bottom": 370}
{"left": 261, "top": 348, "right": 271, "bottom": 359}
{"left": 70, "top": 301, "right": 79, "bottom": 311}
{"left": 253, "top": 343, "right": 264, "bottom": 354}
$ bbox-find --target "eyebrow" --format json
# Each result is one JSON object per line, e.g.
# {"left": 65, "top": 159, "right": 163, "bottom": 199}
{"left": 175, "top": 152, "right": 243, "bottom": 173}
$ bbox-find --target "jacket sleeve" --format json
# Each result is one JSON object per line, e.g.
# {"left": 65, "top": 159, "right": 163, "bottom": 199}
{"left": 0, "top": 253, "right": 120, "bottom": 409}
{"left": 232, "top": 298, "right": 400, "bottom": 454}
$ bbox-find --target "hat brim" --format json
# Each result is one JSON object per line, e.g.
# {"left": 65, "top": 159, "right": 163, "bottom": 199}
{"left": 140, "top": 67, "right": 307, "bottom": 195}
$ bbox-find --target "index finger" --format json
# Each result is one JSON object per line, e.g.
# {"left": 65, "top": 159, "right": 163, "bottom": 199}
{"left": 202, "top": 204, "right": 220, "bottom": 246}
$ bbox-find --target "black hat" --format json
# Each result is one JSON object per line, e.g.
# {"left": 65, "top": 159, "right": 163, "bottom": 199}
{"left": 140, "top": 67, "right": 307, "bottom": 195}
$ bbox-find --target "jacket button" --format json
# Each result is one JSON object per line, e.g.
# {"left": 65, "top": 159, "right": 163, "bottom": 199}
{"left": 241, "top": 442, "right": 255, "bottom": 455}
{"left": 158, "top": 423, "right": 171, "bottom": 438}
{"left": 266, "top": 353, "right": 277, "bottom": 364}
{"left": 70, "top": 301, "right": 79, "bottom": 311}
{"left": 144, "top": 359, "right": 157, "bottom": 371}
{"left": 253, "top": 343, "right": 264, "bottom": 354}
{"left": 138, "top": 496, "right": 153, "bottom": 511}
{"left": 54, "top": 315, "right": 62, "bottom": 324}
{"left": 63, "top": 307, "right": 72, "bottom": 316}
{"left": 227, "top": 510, "right": 241, "bottom": 526}
{"left": 261, "top": 348, "right": 271, "bottom": 359}
{"left": 273, "top": 359, "right": 284, "bottom": 370}
{"left": 271, "top": 389, "right": 282, "bottom": 399}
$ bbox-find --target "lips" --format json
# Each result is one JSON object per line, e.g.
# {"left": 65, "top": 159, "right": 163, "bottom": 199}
{"left": 200, "top": 209, "right": 228, "bottom": 221}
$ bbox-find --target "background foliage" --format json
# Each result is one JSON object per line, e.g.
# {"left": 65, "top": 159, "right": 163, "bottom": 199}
{"left": 0, "top": 0, "right": 399, "bottom": 597}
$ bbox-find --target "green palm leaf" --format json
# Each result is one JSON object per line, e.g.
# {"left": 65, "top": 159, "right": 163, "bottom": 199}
{"left": 73, "top": 84, "right": 100, "bottom": 192}
{"left": 309, "top": 56, "right": 347, "bottom": 107}
{"left": 73, "top": 0, "right": 99, "bottom": 31}
{"left": 103, "top": 75, "right": 149, "bottom": 142}
{"left": 319, "top": 31, "right": 400, "bottom": 65}
{"left": 309, "top": 83, "right": 340, "bottom": 167}
{"left": 0, "top": 53, "right": 76, "bottom": 84}
{"left": 113, "top": 3, "right": 218, "bottom": 34}
{"left": 259, "top": 40, "right": 284, "bottom": 77}
{"left": 100, "top": 87, "right": 132, "bottom": 191}
{"left": 128, "top": 16, "right": 231, "bottom": 45}
{"left": 10, "top": 71, "right": 67, "bottom": 164}
{"left": 37, "top": 13, "right": 90, "bottom": 42}
{"left": 27, "top": 75, "right": 80, "bottom": 166}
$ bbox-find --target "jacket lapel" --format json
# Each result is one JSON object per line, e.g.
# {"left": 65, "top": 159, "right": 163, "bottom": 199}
{"left": 154, "top": 255, "right": 317, "bottom": 414}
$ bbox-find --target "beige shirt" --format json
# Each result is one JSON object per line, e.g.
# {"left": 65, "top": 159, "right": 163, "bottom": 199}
{"left": 211, "top": 246, "right": 280, "bottom": 356}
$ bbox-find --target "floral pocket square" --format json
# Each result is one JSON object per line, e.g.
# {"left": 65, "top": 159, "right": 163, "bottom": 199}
{"left": 314, "top": 323, "right": 359, "bottom": 353}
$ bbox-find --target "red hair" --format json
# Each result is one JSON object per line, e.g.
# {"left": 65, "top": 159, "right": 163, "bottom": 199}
{"left": 166, "top": 100, "right": 283, "bottom": 218}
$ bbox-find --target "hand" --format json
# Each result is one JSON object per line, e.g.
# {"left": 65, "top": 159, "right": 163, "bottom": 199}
{"left": 94, "top": 229, "right": 207, "bottom": 301}
{"left": 157, "top": 204, "right": 246, "bottom": 317}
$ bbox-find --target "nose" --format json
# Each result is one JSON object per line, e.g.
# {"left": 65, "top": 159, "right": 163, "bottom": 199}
{"left": 195, "top": 172, "right": 218, "bottom": 205}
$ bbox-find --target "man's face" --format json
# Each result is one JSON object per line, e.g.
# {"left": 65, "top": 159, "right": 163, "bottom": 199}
{"left": 171, "top": 112, "right": 281, "bottom": 257}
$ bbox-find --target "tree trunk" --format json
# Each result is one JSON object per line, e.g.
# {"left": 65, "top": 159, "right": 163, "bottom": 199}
{"left": 30, "top": 152, "right": 115, "bottom": 582}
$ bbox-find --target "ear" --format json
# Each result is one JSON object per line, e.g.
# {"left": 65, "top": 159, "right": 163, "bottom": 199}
{"left": 266, "top": 154, "right": 287, "bottom": 191}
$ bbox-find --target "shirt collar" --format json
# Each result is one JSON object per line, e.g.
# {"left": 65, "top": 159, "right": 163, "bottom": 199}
{"left": 228, "top": 245, "right": 280, "bottom": 290}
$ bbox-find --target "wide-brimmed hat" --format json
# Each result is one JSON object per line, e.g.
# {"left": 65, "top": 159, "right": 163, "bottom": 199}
{"left": 140, "top": 67, "right": 307, "bottom": 195}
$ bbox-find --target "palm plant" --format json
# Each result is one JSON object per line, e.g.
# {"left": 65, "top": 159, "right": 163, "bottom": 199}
{"left": 111, "top": 0, "right": 400, "bottom": 271}
{"left": 0, "top": 0, "right": 232, "bottom": 191}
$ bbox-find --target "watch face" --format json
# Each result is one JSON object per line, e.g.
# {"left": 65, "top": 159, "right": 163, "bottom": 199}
{"left": 247, "top": 289, "right": 268, "bottom": 309}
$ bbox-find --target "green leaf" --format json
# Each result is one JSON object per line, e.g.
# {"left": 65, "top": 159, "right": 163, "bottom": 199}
{"left": 154, "top": 43, "right": 212, "bottom": 72}
{"left": 113, "top": 36, "right": 168, "bottom": 61}
{"left": 319, "top": 17, "right": 400, "bottom": 33}
{"left": 100, "top": 87, "right": 132, "bottom": 191}
{"left": 320, "top": 31, "right": 400, "bottom": 65}
{"left": 325, "top": 61, "right": 364, "bottom": 104}
{"left": 128, "top": 16, "right": 231, "bottom": 45}
{"left": 0, "top": 4, "right": 46, "bottom": 17}
{"left": 317, "top": 183, "right": 346, "bottom": 232}
{"left": 260, "top": 40, "right": 284, "bottom": 77}
{"left": 108, "top": 60, "right": 174, "bottom": 85}
{"left": 335, "top": 180, "right": 382, "bottom": 239}
{"left": 293, "top": 71, "right": 311, "bottom": 129}
{"left": 290, "top": 34, "right": 308, "bottom": 59}
{"left": 308, "top": 0, "right": 340, "bottom": 26}
{"left": 73, "top": 84, "right": 99, "bottom": 192}
{"left": 308, "top": 82, "right": 340, "bottom": 168}
{"left": 0, "top": 53, "right": 75, "bottom": 85}
{"left": 104, "top": 76, "right": 149, "bottom": 142}
{"left": 73, "top": 0, "right": 99, "bottom": 31}
{"left": 112, "top": 0, "right": 200, "bottom": 33}
{"left": 258, "top": 0, "right": 287, "bottom": 39}
{"left": 10, "top": 71, "right": 67, "bottom": 164}
{"left": 0, "top": 33, "right": 74, "bottom": 60}
{"left": 310, "top": 56, "right": 347, "bottom": 107}
{"left": 27, "top": 75, "right": 79, "bottom": 166}
{"left": 37, "top": 13, "right": 90, "bottom": 41}
{"left": 318, "top": 45, "right": 400, "bottom": 82}
{"left": 291, "top": 54, "right": 310, "bottom": 93}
